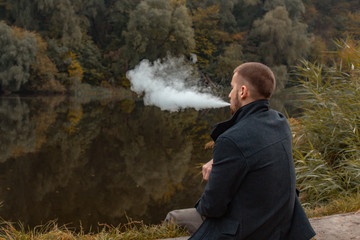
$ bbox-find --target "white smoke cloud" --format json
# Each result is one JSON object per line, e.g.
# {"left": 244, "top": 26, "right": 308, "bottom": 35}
{"left": 126, "top": 56, "right": 230, "bottom": 112}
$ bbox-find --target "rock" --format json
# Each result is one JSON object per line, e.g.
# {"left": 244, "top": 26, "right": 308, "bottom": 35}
{"left": 309, "top": 211, "right": 360, "bottom": 240}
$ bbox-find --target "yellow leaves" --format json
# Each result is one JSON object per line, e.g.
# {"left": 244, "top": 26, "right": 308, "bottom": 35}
{"left": 10, "top": 26, "right": 28, "bottom": 39}
{"left": 191, "top": 5, "right": 221, "bottom": 69}
{"left": 192, "top": 5, "right": 220, "bottom": 29}
{"left": 67, "top": 51, "right": 83, "bottom": 82}
{"left": 191, "top": 4, "right": 243, "bottom": 70}
{"left": 194, "top": 35, "right": 216, "bottom": 53}
{"left": 121, "top": 75, "right": 131, "bottom": 88}
{"left": 66, "top": 103, "right": 83, "bottom": 135}
{"left": 193, "top": 36, "right": 214, "bottom": 68}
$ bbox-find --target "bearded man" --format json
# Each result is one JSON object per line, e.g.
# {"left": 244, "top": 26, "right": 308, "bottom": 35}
{"left": 166, "top": 62, "right": 315, "bottom": 240}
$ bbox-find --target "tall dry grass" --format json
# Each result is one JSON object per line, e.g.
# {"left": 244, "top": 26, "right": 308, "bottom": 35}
{"left": 0, "top": 219, "right": 188, "bottom": 240}
{"left": 291, "top": 37, "right": 360, "bottom": 207}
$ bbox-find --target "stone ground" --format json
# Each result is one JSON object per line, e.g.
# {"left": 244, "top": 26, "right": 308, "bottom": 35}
{"left": 310, "top": 211, "right": 360, "bottom": 240}
{"left": 161, "top": 211, "right": 360, "bottom": 240}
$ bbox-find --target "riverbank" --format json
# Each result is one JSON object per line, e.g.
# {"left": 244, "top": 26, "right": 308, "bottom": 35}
{"left": 4, "top": 210, "right": 360, "bottom": 240}
{"left": 0, "top": 220, "right": 188, "bottom": 240}
{"left": 1, "top": 211, "right": 360, "bottom": 240}
{"left": 1, "top": 194, "right": 359, "bottom": 239}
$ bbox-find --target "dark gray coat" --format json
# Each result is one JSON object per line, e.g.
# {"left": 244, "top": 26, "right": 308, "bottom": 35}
{"left": 190, "top": 100, "right": 315, "bottom": 240}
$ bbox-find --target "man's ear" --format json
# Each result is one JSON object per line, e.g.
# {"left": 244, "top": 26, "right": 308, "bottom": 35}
{"left": 239, "top": 85, "right": 248, "bottom": 99}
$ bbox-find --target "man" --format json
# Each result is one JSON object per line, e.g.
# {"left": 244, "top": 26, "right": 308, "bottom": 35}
{"left": 165, "top": 62, "right": 315, "bottom": 239}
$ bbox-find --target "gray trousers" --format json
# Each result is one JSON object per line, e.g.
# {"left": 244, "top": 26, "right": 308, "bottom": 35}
{"left": 165, "top": 208, "right": 205, "bottom": 234}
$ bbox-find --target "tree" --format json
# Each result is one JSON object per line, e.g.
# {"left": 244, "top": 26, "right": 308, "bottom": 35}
{"left": 6, "top": 0, "right": 82, "bottom": 46}
{"left": 263, "top": 0, "right": 306, "bottom": 21}
{"left": 107, "top": 0, "right": 141, "bottom": 49}
{"left": 213, "top": 43, "right": 243, "bottom": 84}
{"left": 191, "top": 5, "right": 221, "bottom": 70}
{"left": 204, "top": 0, "right": 240, "bottom": 32}
{"left": 233, "top": 0, "right": 263, "bottom": 32}
{"left": 0, "top": 22, "right": 37, "bottom": 93}
{"left": 188, "top": 0, "right": 240, "bottom": 32}
{"left": 122, "top": 0, "right": 195, "bottom": 68}
{"left": 252, "top": 6, "right": 310, "bottom": 66}
{"left": 72, "top": 0, "right": 108, "bottom": 46}
{"left": 27, "top": 32, "right": 65, "bottom": 93}
{"left": 284, "top": 0, "right": 305, "bottom": 21}
{"left": 303, "top": 0, "right": 360, "bottom": 50}
{"left": 250, "top": 5, "right": 311, "bottom": 90}
{"left": 191, "top": 4, "right": 239, "bottom": 74}
{"left": 72, "top": 38, "right": 105, "bottom": 86}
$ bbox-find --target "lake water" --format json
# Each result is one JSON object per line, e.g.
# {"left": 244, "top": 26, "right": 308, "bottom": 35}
{"left": 0, "top": 92, "right": 231, "bottom": 230}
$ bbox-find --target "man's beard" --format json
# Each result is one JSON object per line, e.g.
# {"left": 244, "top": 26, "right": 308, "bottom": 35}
{"left": 230, "top": 94, "right": 241, "bottom": 115}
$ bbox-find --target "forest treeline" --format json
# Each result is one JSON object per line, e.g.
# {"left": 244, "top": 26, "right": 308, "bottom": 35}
{"left": 0, "top": 0, "right": 359, "bottom": 95}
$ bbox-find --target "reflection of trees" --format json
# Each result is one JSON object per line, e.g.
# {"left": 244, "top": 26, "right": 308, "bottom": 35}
{"left": 0, "top": 96, "right": 63, "bottom": 162}
{"left": 101, "top": 106, "right": 196, "bottom": 217}
{"left": 0, "top": 97, "right": 35, "bottom": 162}
{"left": 0, "top": 96, "right": 225, "bottom": 230}
{"left": 122, "top": 107, "right": 195, "bottom": 200}
{"left": 0, "top": 95, "right": 101, "bottom": 227}
{"left": 68, "top": 104, "right": 200, "bottom": 225}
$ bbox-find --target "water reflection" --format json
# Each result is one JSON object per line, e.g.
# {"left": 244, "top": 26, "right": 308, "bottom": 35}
{"left": 0, "top": 96, "right": 66, "bottom": 162}
{"left": 0, "top": 93, "right": 230, "bottom": 230}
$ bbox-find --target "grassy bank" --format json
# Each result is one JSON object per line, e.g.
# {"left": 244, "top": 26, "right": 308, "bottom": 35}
{"left": 0, "top": 220, "right": 188, "bottom": 240}
{"left": 304, "top": 192, "right": 360, "bottom": 218}
{"left": 1, "top": 193, "right": 359, "bottom": 240}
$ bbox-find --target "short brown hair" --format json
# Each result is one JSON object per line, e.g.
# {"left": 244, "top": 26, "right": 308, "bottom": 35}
{"left": 234, "top": 62, "right": 276, "bottom": 99}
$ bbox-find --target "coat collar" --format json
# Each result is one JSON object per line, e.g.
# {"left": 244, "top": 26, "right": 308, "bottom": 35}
{"left": 210, "top": 99, "right": 270, "bottom": 141}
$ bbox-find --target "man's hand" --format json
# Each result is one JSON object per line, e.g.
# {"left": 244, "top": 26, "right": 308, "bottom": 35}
{"left": 202, "top": 159, "right": 213, "bottom": 181}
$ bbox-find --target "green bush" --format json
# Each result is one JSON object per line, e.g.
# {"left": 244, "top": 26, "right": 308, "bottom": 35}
{"left": 0, "top": 21, "right": 37, "bottom": 93}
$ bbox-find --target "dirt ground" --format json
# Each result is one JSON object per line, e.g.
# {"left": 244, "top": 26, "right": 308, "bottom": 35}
{"left": 161, "top": 211, "right": 360, "bottom": 240}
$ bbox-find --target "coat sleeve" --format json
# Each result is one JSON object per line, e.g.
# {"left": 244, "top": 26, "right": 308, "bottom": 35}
{"left": 195, "top": 136, "right": 248, "bottom": 218}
